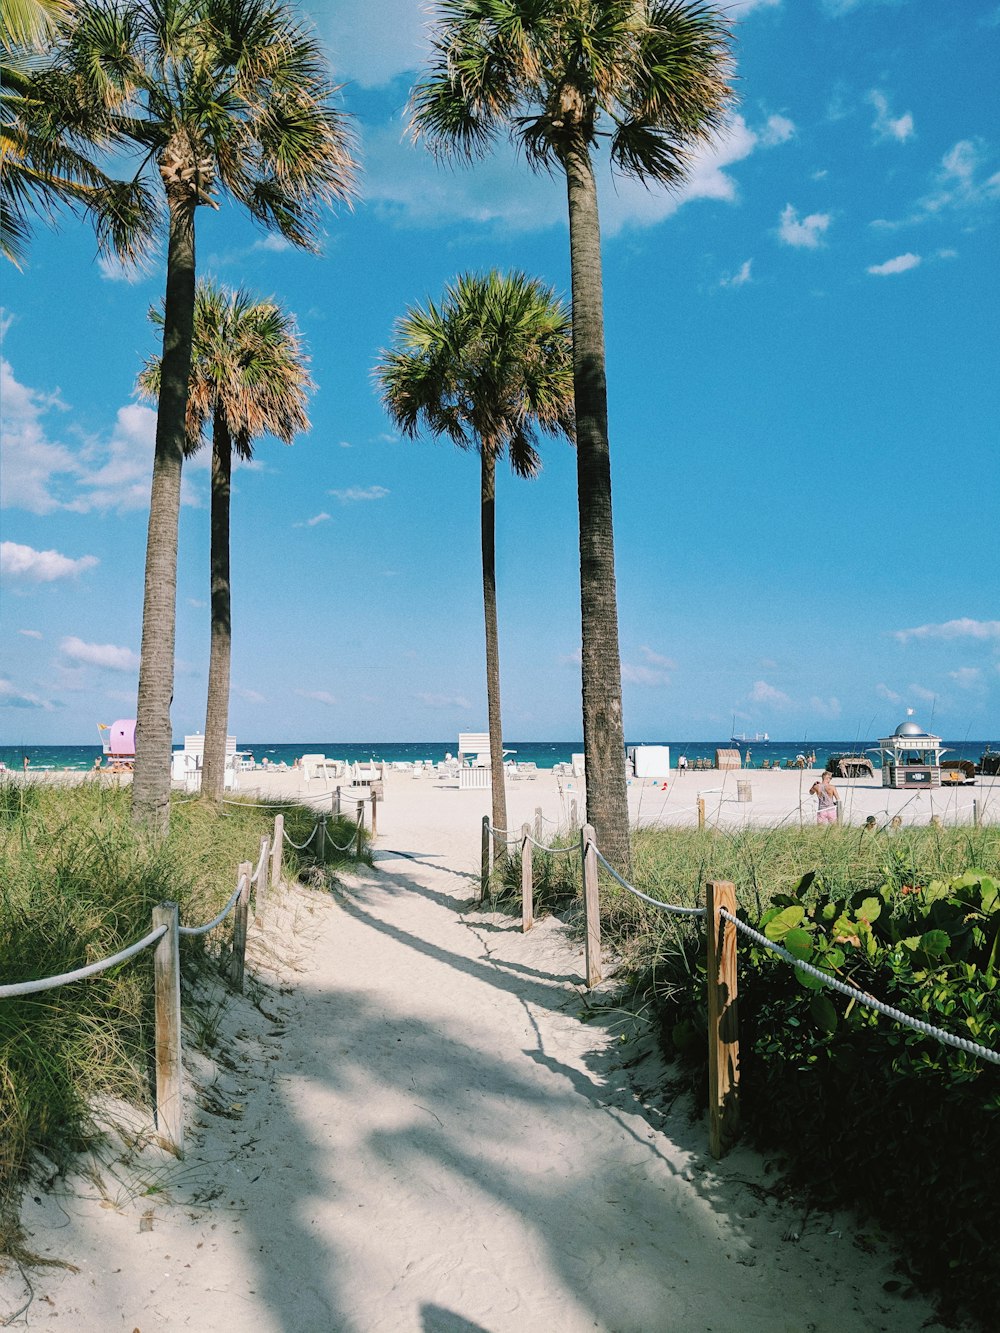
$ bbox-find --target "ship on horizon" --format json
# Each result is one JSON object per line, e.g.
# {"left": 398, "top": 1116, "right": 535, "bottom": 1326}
{"left": 731, "top": 731, "right": 771, "bottom": 746}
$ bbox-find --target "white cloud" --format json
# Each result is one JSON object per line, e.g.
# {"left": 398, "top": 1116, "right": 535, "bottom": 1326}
{"left": 329, "top": 486, "right": 389, "bottom": 503}
{"left": 1, "top": 541, "right": 98, "bottom": 582}
{"left": 313, "top": 0, "right": 428, "bottom": 87}
{"left": 622, "top": 663, "right": 669, "bottom": 687}
{"left": 60, "top": 636, "right": 140, "bottom": 673}
{"left": 97, "top": 253, "right": 155, "bottom": 284}
{"left": 639, "top": 646, "right": 676, "bottom": 669}
{"left": 19, "top": 628, "right": 43, "bottom": 639}
{"left": 949, "top": 667, "right": 983, "bottom": 690}
{"left": 867, "top": 252, "right": 921, "bottom": 276}
{"left": 908, "top": 684, "right": 938, "bottom": 704}
{"left": 68, "top": 403, "right": 160, "bottom": 513}
{"left": 749, "top": 679, "right": 793, "bottom": 707}
{"left": 0, "top": 678, "right": 55, "bottom": 710}
{"left": 868, "top": 90, "right": 914, "bottom": 144}
{"left": 810, "top": 695, "right": 842, "bottom": 719}
{"left": 778, "top": 204, "right": 831, "bottom": 248}
{"left": 761, "top": 114, "right": 795, "bottom": 146}
{"left": 0, "top": 358, "right": 198, "bottom": 514}
{"left": 296, "top": 689, "right": 337, "bottom": 706}
{"left": 234, "top": 687, "right": 266, "bottom": 704}
{"left": 872, "top": 139, "right": 1000, "bottom": 229}
{"left": 413, "top": 692, "right": 473, "bottom": 710}
{"left": 720, "top": 259, "right": 753, "bottom": 288}
{"left": 306, "top": 512, "right": 332, "bottom": 526}
{"left": 876, "top": 683, "right": 901, "bottom": 703}
{"left": 893, "top": 618, "right": 1000, "bottom": 644}
{"left": 364, "top": 112, "right": 767, "bottom": 239}
{"left": 0, "top": 357, "right": 78, "bottom": 513}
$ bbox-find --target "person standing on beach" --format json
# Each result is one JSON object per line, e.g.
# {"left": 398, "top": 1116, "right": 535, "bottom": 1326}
{"left": 810, "top": 771, "right": 839, "bottom": 824}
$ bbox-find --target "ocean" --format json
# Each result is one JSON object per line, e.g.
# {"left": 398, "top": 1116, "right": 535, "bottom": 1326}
{"left": 2, "top": 737, "right": 996, "bottom": 773}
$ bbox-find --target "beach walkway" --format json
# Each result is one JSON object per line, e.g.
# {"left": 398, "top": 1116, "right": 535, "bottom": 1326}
{"left": 3, "top": 790, "right": 946, "bottom": 1332}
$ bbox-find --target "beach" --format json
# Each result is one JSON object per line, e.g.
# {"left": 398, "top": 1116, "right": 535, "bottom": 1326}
{"left": 2, "top": 761, "right": 980, "bottom": 1331}
{"left": 240, "top": 761, "right": 992, "bottom": 837}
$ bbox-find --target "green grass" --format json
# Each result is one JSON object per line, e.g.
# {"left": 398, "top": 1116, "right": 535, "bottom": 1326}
{"left": 489, "top": 821, "right": 1000, "bottom": 976}
{"left": 0, "top": 779, "right": 366, "bottom": 1243}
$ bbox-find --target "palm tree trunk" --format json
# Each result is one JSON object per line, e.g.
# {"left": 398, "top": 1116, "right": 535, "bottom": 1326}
{"left": 200, "top": 409, "right": 232, "bottom": 803}
{"left": 481, "top": 447, "right": 508, "bottom": 854}
{"left": 563, "top": 138, "right": 631, "bottom": 874}
{"left": 131, "top": 193, "right": 196, "bottom": 835}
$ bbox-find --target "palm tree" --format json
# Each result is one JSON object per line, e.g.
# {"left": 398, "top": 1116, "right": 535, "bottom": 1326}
{"left": 411, "top": 1, "right": 734, "bottom": 869}
{"left": 375, "top": 270, "right": 574, "bottom": 846}
{"left": 0, "top": 0, "right": 144, "bottom": 267}
{"left": 138, "top": 281, "right": 311, "bottom": 803}
{"left": 41, "top": 0, "right": 357, "bottom": 832}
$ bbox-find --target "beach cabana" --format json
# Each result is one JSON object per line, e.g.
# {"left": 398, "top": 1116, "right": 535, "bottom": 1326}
{"left": 876, "top": 720, "right": 944, "bottom": 789}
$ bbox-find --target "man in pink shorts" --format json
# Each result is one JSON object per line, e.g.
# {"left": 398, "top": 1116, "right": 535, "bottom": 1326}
{"left": 810, "top": 771, "right": 839, "bottom": 824}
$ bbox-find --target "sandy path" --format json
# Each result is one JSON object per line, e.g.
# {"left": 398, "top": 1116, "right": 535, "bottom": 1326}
{"left": 3, "top": 781, "right": 948, "bottom": 1331}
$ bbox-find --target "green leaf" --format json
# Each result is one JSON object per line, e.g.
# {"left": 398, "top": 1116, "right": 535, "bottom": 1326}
{"left": 855, "top": 895, "right": 883, "bottom": 923}
{"left": 784, "top": 928, "right": 814, "bottom": 961}
{"left": 796, "top": 965, "right": 827, "bottom": 991}
{"left": 809, "top": 993, "right": 838, "bottom": 1033}
{"left": 920, "top": 929, "right": 951, "bottom": 958}
{"left": 764, "top": 906, "right": 806, "bottom": 942}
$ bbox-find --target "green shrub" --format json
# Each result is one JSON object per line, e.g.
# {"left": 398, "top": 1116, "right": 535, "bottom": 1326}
{"left": 647, "top": 859, "right": 1000, "bottom": 1326}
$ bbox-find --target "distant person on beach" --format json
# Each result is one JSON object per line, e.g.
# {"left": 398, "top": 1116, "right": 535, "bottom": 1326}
{"left": 677, "top": 754, "right": 688, "bottom": 774}
{"left": 810, "top": 771, "right": 839, "bottom": 824}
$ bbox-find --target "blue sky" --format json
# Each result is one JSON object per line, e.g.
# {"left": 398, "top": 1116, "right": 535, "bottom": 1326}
{"left": 2, "top": 0, "right": 998, "bottom": 746}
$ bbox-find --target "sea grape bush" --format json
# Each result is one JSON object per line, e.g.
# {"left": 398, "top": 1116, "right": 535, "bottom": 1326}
{"left": 654, "top": 863, "right": 1000, "bottom": 1326}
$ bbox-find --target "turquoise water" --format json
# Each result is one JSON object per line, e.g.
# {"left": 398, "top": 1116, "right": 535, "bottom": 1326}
{"left": 2, "top": 738, "right": 995, "bottom": 773}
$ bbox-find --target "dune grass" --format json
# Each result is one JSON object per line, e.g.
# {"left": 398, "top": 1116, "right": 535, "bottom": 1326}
{"left": 0, "top": 779, "right": 366, "bottom": 1243}
{"left": 491, "top": 819, "right": 1000, "bottom": 975}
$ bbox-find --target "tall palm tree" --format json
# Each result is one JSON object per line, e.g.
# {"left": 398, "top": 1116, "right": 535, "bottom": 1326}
{"left": 138, "top": 281, "right": 311, "bottom": 803}
{"left": 375, "top": 270, "right": 574, "bottom": 846}
{"left": 411, "top": 1, "right": 734, "bottom": 869}
{"left": 40, "top": 0, "right": 357, "bottom": 833}
{"left": 0, "top": 0, "right": 144, "bottom": 267}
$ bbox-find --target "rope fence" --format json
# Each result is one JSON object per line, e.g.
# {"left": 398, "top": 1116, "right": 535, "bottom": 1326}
{"left": 2, "top": 792, "right": 373, "bottom": 1159}
{"left": 477, "top": 808, "right": 1000, "bottom": 1158}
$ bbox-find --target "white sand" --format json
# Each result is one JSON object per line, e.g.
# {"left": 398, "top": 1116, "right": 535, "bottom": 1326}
{"left": 3, "top": 765, "right": 978, "bottom": 1330}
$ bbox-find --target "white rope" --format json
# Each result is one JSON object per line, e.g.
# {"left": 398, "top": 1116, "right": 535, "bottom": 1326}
{"left": 283, "top": 824, "right": 318, "bottom": 850}
{"left": 591, "top": 845, "right": 706, "bottom": 918}
{"left": 178, "top": 876, "right": 247, "bottom": 938}
{"left": 0, "top": 925, "right": 168, "bottom": 999}
{"left": 251, "top": 841, "right": 268, "bottom": 883}
{"left": 720, "top": 909, "right": 1000, "bottom": 1067}
{"left": 523, "top": 831, "right": 575, "bottom": 855}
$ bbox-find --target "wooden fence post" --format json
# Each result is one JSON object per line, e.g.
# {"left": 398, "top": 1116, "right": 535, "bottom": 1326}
{"left": 570, "top": 797, "right": 578, "bottom": 829}
{"left": 355, "top": 802, "right": 365, "bottom": 857}
{"left": 335, "top": 785, "right": 342, "bottom": 817}
{"left": 697, "top": 797, "right": 706, "bottom": 830}
{"left": 271, "top": 814, "right": 284, "bottom": 893}
{"left": 254, "top": 835, "right": 270, "bottom": 916}
{"left": 706, "top": 879, "right": 740, "bottom": 1160}
{"left": 580, "top": 823, "right": 602, "bottom": 988}
{"left": 480, "top": 815, "right": 490, "bottom": 902}
{"left": 152, "top": 902, "right": 183, "bottom": 1157}
{"left": 316, "top": 815, "right": 327, "bottom": 861}
{"left": 534, "top": 806, "right": 543, "bottom": 841}
{"left": 227, "top": 862, "right": 252, "bottom": 993}
{"left": 973, "top": 800, "right": 980, "bottom": 827}
{"left": 371, "top": 788, "right": 378, "bottom": 838}
{"left": 521, "top": 823, "right": 533, "bottom": 933}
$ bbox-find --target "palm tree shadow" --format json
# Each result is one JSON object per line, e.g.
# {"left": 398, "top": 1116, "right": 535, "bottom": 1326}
{"left": 420, "top": 1305, "right": 492, "bottom": 1332}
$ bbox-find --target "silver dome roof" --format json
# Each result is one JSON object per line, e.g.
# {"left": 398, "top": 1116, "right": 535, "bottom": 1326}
{"left": 894, "top": 720, "right": 926, "bottom": 737}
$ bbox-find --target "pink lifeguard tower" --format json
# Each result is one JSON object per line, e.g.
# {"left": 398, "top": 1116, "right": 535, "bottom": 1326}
{"left": 98, "top": 719, "right": 136, "bottom": 769}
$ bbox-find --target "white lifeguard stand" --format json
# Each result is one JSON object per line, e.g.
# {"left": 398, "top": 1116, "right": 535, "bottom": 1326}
{"left": 876, "top": 719, "right": 945, "bottom": 789}
{"left": 171, "top": 733, "right": 239, "bottom": 791}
